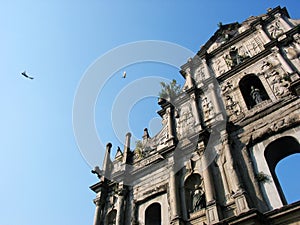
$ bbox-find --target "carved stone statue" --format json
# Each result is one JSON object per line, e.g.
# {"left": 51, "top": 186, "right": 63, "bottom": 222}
{"left": 191, "top": 184, "right": 206, "bottom": 212}
{"left": 272, "top": 74, "right": 290, "bottom": 97}
{"left": 250, "top": 86, "right": 263, "bottom": 104}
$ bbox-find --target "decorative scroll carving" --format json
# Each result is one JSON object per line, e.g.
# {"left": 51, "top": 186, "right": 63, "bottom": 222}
{"left": 213, "top": 57, "right": 228, "bottom": 75}
{"left": 221, "top": 81, "right": 244, "bottom": 122}
{"left": 250, "top": 113, "right": 300, "bottom": 142}
{"left": 221, "top": 81, "right": 233, "bottom": 93}
{"left": 267, "top": 20, "right": 284, "bottom": 39}
{"left": 201, "top": 96, "right": 215, "bottom": 121}
{"left": 194, "top": 65, "right": 206, "bottom": 81}
{"left": 225, "top": 95, "right": 243, "bottom": 121}
{"left": 270, "top": 73, "right": 290, "bottom": 97}
{"left": 261, "top": 60, "right": 291, "bottom": 98}
{"left": 294, "top": 33, "right": 300, "bottom": 45}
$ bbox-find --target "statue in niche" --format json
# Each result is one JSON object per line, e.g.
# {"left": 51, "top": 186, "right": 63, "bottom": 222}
{"left": 191, "top": 184, "right": 206, "bottom": 212}
{"left": 250, "top": 86, "right": 263, "bottom": 104}
{"left": 229, "top": 46, "right": 243, "bottom": 66}
{"left": 225, "top": 46, "right": 249, "bottom": 69}
{"left": 108, "top": 218, "right": 116, "bottom": 225}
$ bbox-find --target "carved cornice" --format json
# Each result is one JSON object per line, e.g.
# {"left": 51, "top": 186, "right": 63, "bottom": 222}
{"left": 217, "top": 47, "right": 272, "bottom": 83}
{"left": 233, "top": 98, "right": 300, "bottom": 145}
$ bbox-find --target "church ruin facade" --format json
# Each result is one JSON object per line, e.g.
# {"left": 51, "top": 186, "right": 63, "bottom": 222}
{"left": 90, "top": 6, "right": 300, "bottom": 225}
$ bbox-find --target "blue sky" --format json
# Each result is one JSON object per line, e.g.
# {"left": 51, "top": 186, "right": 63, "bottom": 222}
{"left": 1, "top": 1, "right": 300, "bottom": 224}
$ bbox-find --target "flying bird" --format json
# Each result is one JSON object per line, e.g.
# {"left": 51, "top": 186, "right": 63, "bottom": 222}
{"left": 21, "top": 71, "right": 34, "bottom": 80}
{"left": 122, "top": 71, "right": 126, "bottom": 78}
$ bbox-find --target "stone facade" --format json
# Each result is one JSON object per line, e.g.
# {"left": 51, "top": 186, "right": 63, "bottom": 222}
{"left": 90, "top": 6, "right": 300, "bottom": 225}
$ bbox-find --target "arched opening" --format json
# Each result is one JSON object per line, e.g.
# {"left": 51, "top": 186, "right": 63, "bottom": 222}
{"left": 184, "top": 174, "right": 206, "bottom": 214}
{"left": 276, "top": 153, "right": 300, "bottom": 204}
{"left": 106, "top": 209, "right": 117, "bottom": 225}
{"left": 264, "top": 136, "right": 300, "bottom": 205}
{"left": 239, "top": 74, "right": 269, "bottom": 109}
{"left": 145, "top": 203, "right": 161, "bottom": 225}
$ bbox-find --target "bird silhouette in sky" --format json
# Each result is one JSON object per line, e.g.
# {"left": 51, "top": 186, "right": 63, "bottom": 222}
{"left": 21, "top": 71, "right": 34, "bottom": 80}
{"left": 122, "top": 71, "right": 126, "bottom": 78}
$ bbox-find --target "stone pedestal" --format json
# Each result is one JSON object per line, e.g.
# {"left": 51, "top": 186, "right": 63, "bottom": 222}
{"left": 206, "top": 201, "right": 220, "bottom": 224}
{"left": 233, "top": 191, "right": 250, "bottom": 215}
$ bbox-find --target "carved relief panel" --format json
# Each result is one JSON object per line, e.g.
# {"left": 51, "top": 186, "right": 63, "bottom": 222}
{"left": 211, "top": 33, "right": 264, "bottom": 77}
{"left": 260, "top": 57, "right": 291, "bottom": 98}
{"left": 194, "top": 65, "right": 207, "bottom": 83}
{"left": 201, "top": 96, "right": 215, "bottom": 122}
{"left": 221, "top": 80, "right": 244, "bottom": 122}
{"left": 266, "top": 20, "right": 285, "bottom": 39}
{"left": 175, "top": 101, "right": 196, "bottom": 139}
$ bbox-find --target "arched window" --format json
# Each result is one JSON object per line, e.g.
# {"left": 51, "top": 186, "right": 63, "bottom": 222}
{"left": 145, "top": 203, "right": 161, "bottom": 225}
{"left": 276, "top": 153, "right": 300, "bottom": 204}
{"left": 106, "top": 209, "right": 117, "bottom": 225}
{"left": 239, "top": 74, "right": 269, "bottom": 109}
{"left": 184, "top": 174, "right": 206, "bottom": 214}
{"left": 264, "top": 136, "right": 300, "bottom": 205}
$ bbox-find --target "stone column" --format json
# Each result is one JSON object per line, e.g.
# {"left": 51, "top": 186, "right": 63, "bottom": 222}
{"left": 221, "top": 132, "right": 250, "bottom": 214}
{"left": 93, "top": 197, "right": 103, "bottom": 225}
{"left": 201, "top": 153, "right": 215, "bottom": 203}
{"left": 216, "top": 158, "right": 230, "bottom": 199}
{"left": 116, "top": 183, "right": 126, "bottom": 225}
{"left": 208, "top": 83, "right": 221, "bottom": 115}
{"left": 256, "top": 24, "right": 271, "bottom": 43}
{"left": 221, "top": 132, "right": 242, "bottom": 192}
{"left": 102, "top": 143, "right": 112, "bottom": 177}
{"left": 190, "top": 93, "right": 201, "bottom": 126}
{"left": 131, "top": 199, "right": 137, "bottom": 225}
{"left": 272, "top": 47, "right": 293, "bottom": 73}
{"left": 123, "top": 132, "right": 131, "bottom": 164}
{"left": 241, "top": 146, "right": 268, "bottom": 211}
{"left": 179, "top": 184, "right": 188, "bottom": 220}
{"left": 166, "top": 107, "right": 174, "bottom": 139}
{"left": 201, "top": 151, "right": 220, "bottom": 224}
{"left": 202, "top": 58, "right": 210, "bottom": 79}
{"left": 169, "top": 169, "right": 180, "bottom": 221}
